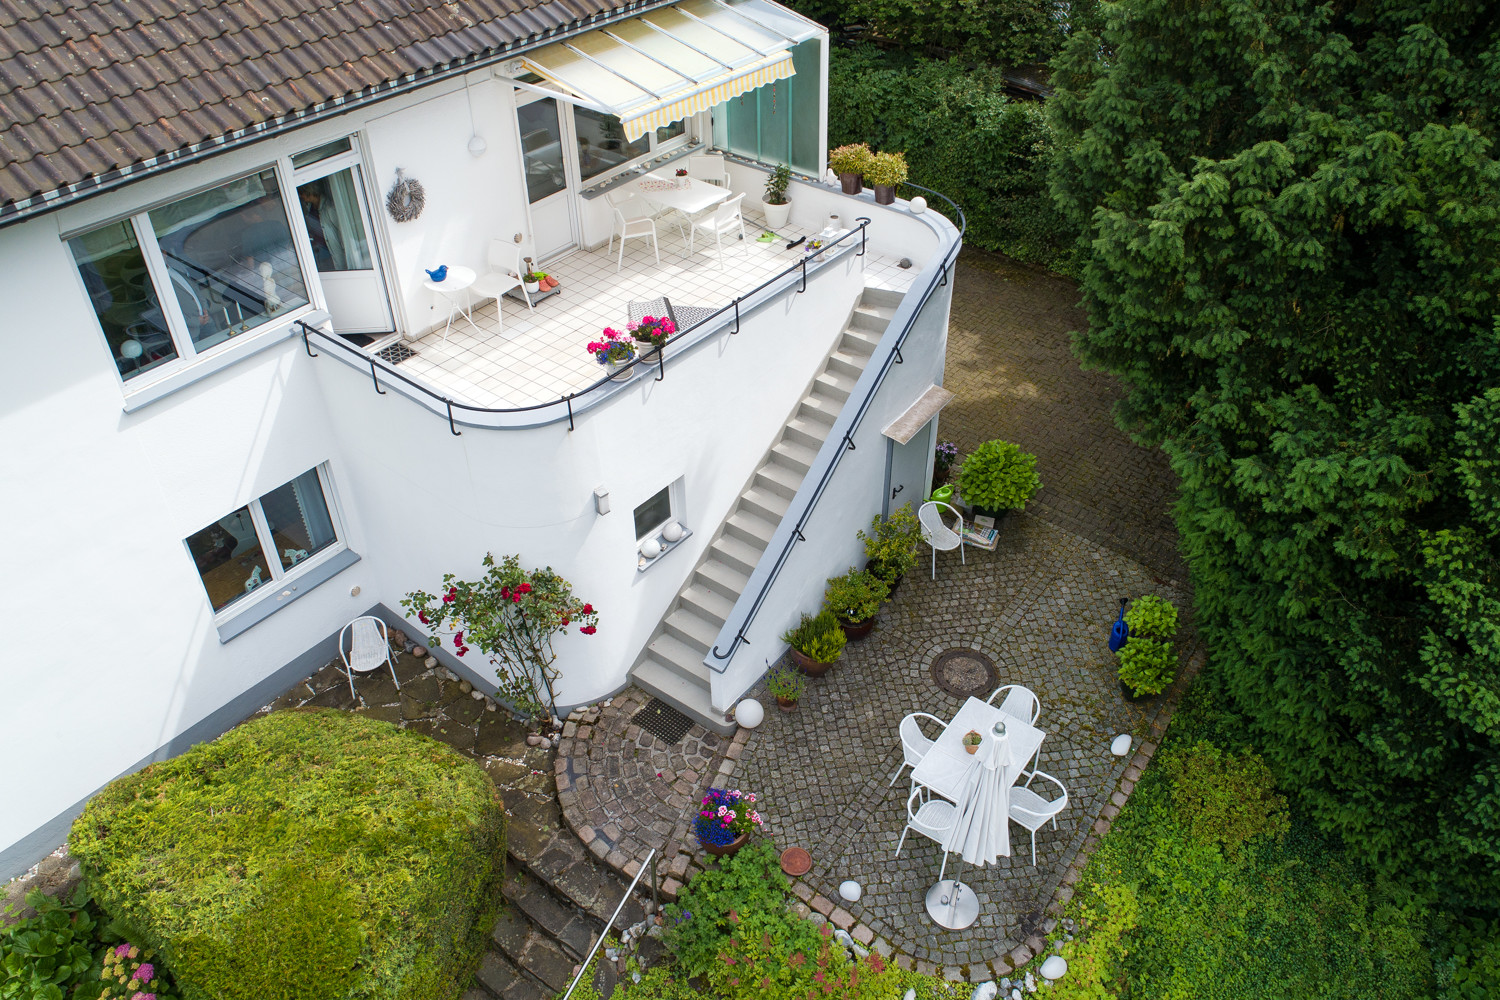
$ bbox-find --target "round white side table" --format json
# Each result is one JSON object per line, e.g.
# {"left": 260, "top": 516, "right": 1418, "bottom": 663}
{"left": 422, "top": 264, "right": 478, "bottom": 342}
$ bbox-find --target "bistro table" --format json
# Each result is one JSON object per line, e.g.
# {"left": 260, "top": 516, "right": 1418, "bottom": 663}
{"left": 634, "top": 170, "right": 732, "bottom": 253}
{"left": 422, "top": 264, "right": 478, "bottom": 342}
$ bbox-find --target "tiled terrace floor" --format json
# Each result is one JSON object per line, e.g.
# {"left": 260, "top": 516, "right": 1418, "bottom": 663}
{"left": 396, "top": 217, "right": 916, "bottom": 408}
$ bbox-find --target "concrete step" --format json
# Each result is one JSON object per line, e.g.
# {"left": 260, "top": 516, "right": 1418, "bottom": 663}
{"left": 812, "top": 370, "right": 853, "bottom": 403}
{"left": 770, "top": 438, "right": 819, "bottom": 475}
{"left": 663, "top": 606, "right": 719, "bottom": 653}
{"left": 860, "top": 285, "right": 904, "bottom": 312}
{"left": 841, "top": 326, "right": 882, "bottom": 353}
{"left": 724, "top": 510, "right": 777, "bottom": 549}
{"left": 798, "top": 394, "right": 841, "bottom": 426}
{"left": 646, "top": 631, "right": 710, "bottom": 682}
{"left": 695, "top": 559, "right": 751, "bottom": 601}
{"left": 827, "top": 348, "right": 868, "bottom": 380}
{"left": 783, "top": 415, "right": 833, "bottom": 450}
{"left": 710, "top": 533, "right": 766, "bottom": 576}
{"left": 680, "top": 582, "right": 734, "bottom": 625}
{"left": 755, "top": 461, "right": 805, "bottom": 500}
{"left": 632, "top": 659, "right": 733, "bottom": 737}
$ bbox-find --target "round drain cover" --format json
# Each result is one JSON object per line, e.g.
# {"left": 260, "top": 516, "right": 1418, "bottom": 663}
{"left": 780, "top": 847, "right": 812, "bottom": 877}
{"left": 930, "top": 647, "right": 999, "bottom": 699}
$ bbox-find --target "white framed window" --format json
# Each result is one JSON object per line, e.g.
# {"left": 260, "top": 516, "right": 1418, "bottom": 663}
{"left": 67, "top": 164, "right": 315, "bottom": 386}
{"left": 185, "top": 466, "right": 344, "bottom": 615}
{"left": 572, "top": 108, "right": 691, "bottom": 186}
{"left": 634, "top": 484, "right": 676, "bottom": 541}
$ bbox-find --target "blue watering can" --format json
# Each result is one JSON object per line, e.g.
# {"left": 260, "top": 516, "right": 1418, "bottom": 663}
{"left": 425, "top": 264, "right": 448, "bottom": 282}
{"left": 1108, "top": 597, "right": 1130, "bottom": 653}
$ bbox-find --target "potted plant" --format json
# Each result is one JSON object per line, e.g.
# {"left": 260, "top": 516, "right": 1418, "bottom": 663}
{"left": 822, "top": 567, "right": 890, "bottom": 640}
{"left": 956, "top": 439, "right": 1041, "bottom": 519}
{"left": 963, "top": 730, "right": 983, "bottom": 755}
{"left": 865, "top": 151, "right": 908, "bottom": 205}
{"left": 762, "top": 163, "right": 792, "bottom": 229}
{"left": 586, "top": 326, "right": 637, "bottom": 381}
{"left": 766, "top": 662, "right": 806, "bottom": 710}
{"left": 933, "top": 440, "right": 958, "bottom": 490}
{"left": 522, "top": 256, "right": 543, "bottom": 294}
{"left": 629, "top": 314, "right": 676, "bottom": 355}
{"left": 857, "top": 503, "right": 922, "bottom": 593}
{"left": 693, "top": 787, "right": 764, "bottom": 857}
{"left": 828, "top": 142, "right": 874, "bottom": 195}
{"left": 780, "top": 610, "right": 847, "bottom": 676}
{"left": 1117, "top": 594, "right": 1179, "bottom": 699}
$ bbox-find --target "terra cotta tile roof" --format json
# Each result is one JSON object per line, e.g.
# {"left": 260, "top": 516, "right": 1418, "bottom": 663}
{"left": 0, "top": 0, "right": 664, "bottom": 226}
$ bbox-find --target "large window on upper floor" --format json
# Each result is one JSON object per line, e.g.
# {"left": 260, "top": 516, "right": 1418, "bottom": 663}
{"left": 573, "top": 108, "right": 690, "bottom": 184}
{"left": 68, "top": 166, "right": 311, "bottom": 384}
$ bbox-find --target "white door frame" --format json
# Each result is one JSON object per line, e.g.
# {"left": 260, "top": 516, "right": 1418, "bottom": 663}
{"left": 513, "top": 89, "right": 580, "bottom": 262}
{"left": 291, "top": 144, "right": 397, "bottom": 336}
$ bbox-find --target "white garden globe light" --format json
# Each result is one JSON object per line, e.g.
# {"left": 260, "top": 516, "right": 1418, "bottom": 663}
{"left": 640, "top": 537, "right": 663, "bottom": 559}
{"left": 662, "top": 521, "right": 684, "bottom": 543}
{"left": 1111, "top": 734, "right": 1133, "bottom": 757}
{"left": 1040, "top": 956, "right": 1068, "bottom": 980}
{"left": 734, "top": 699, "right": 764, "bottom": 729}
{"left": 909, "top": 195, "right": 927, "bottom": 213}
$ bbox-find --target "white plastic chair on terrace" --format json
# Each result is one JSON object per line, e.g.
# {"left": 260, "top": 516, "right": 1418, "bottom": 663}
{"left": 687, "top": 152, "right": 731, "bottom": 187}
{"left": 986, "top": 683, "right": 1041, "bottom": 725}
{"left": 688, "top": 192, "right": 746, "bottom": 269}
{"left": 1008, "top": 770, "right": 1069, "bottom": 866}
{"left": 470, "top": 240, "right": 535, "bottom": 328}
{"left": 607, "top": 193, "right": 662, "bottom": 273}
{"left": 338, "top": 615, "right": 402, "bottom": 701}
{"left": 889, "top": 711, "right": 946, "bottom": 788}
{"left": 918, "top": 500, "right": 965, "bottom": 579}
{"left": 894, "top": 784, "right": 958, "bottom": 860}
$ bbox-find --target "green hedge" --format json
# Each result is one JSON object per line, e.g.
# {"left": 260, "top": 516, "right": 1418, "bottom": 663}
{"left": 827, "top": 45, "right": 1077, "bottom": 271}
{"left": 70, "top": 709, "right": 506, "bottom": 1000}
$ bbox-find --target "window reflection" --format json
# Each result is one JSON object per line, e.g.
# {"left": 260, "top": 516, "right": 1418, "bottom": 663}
{"left": 69, "top": 221, "right": 176, "bottom": 380}
{"left": 187, "top": 507, "right": 272, "bottom": 611}
{"left": 519, "top": 100, "right": 568, "bottom": 202}
{"left": 297, "top": 170, "right": 373, "bottom": 273}
{"left": 575, "top": 108, "right": 650, "bottom": 181}
{"left": 261, "top": 470, "right": 338, "bottom": 570}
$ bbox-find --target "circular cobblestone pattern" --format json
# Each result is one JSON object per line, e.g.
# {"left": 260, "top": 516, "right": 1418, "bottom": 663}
{"left": 929, "top": 647, "right": 999, "bottom": 698}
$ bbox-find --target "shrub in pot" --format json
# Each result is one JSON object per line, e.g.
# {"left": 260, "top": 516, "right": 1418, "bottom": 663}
{"left": 822, "top": 567, "right": 890, "bottom": 640}
{"left": 762, "top": 163, "right": 792, "bottom": 229}
{"left": 781, "top": 610, "right": 847, "bottom": 676}
{"left": 865, "top": 151, "right": 909, "bottom": 205}
{"left": 766, "top": 661, "right": 807, "bottom": 710}
{"left": 1124, "top": 593, "right": 1178, "bottom": 642}
{"left": 828, "top": 142, "right": 873, "bottom": 195}
{"left": 956, "top": 439, "right": 1041, "bottom": 518}
{"left": 857, "top": 503, "right": 922, "bottom": 588}
{"left": 1116, "top": 594, "right": 1179, "bottom": 698}
{"left": 70, "top": 710, "right": 506, "bottom": 1000}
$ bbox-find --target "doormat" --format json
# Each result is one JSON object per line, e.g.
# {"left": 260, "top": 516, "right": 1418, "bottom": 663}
{"left": 375, "top": 343, "right": 418, "bottom": 365}
{"left": 929, "top": 647, "right": 999, "bottom": 699}
{"left": 631, "top": 698, "right": 695, "bottom": 746}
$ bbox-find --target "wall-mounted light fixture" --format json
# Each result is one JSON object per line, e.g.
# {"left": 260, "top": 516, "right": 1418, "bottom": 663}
{"left": 594, "top": 487, "right": 611, "bottom": 515}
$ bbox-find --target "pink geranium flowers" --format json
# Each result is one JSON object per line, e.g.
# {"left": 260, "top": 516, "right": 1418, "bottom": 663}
{"left": 586, "top": 327, "right": 637, "bottom": 365}
{"left": 629, "top": 315, "right": 675, "bottom": 348}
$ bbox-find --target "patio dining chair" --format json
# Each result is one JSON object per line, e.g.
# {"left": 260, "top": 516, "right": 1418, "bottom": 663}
{"left": 1008, "top": 770, "right": 1069, "bottom": 866}
{"left": 607, "top": 193, "right": 662, "bottom": 273}
{"left": 889, "top": 711, "right": 946, "bottom": 788}
{"left": 470, "top": 240, "right": 535, "bottom": 330}
{"left": 338, "top": 615, "right": 402, "bottom": 701}
{"left": 918, "top": 500, "right": 965, "bottom": 579}
{"left": 687, "top": 152, "right": 731, "bottom": 187}
{"left": 986, "top": 683, "right": 1041, "bottom": 725}
{"left": 895, "top": 784, "right": 958, "bottom": 860}
{"left": 688, "top": 192, "right": 746, "bottom": 269}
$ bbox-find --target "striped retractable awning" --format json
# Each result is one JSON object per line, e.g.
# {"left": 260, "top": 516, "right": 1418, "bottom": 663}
{"left": 515, "top": 0, "right": 818, "bottom": 140}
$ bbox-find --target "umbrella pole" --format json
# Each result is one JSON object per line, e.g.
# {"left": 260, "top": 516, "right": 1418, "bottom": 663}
{"left": 926, "top": 853, "right": 979, "bottom": 930}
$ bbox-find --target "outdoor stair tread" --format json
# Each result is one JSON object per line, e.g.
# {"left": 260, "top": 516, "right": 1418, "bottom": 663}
{"left": 696, "top": 559, "right": 751, "bottom": 597}
{"left": 842, "top": 326, "right": 883, "bottom": 348}
{"left": 663, "top": 607, "right": 719, "bottom": 651}
{"left": 812, "top": 373, "right": 853, "bottom": 402}
{"left": 828, "top": 349, "right": 870, "bottom": 377}
{"left": 783, "top": 416, "right": 832, "bottom": 448}
{"left": 475, "top": 952, "right": 529, "bottom": 998}
{"left": 757, "top": 461, "right": 806, "bottom": 497}
{"left": 631, "top": 659, "right": 731, "bottom": 736}
{"left": 860, "top": 286, "right": 904, "bottom": 311}
{"left": 647, "top": 632, "right": 711, "bottom": 677}
{"left": 681, "top": 582, "right": 735, "bottom": 623}
{"left": 725, "top": 510, "right": 777, "bottom": 545}
{"left": 772, "top": 438, "right": 819, "bottom": 471}
{"left": 712, "top": 532, "right": 767, "bottom": 568}
{"left": 514, "top": 932, "right": 575, "bottom": 993}
{"left": 501, "top": 871, "right": 593, "bottom": 959}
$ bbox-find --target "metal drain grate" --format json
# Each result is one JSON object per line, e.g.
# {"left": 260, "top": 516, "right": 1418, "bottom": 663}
{"left": 631, "top": 698, "right": 695, "bottom": 745}
{"left": 930, "top": 647, "right": 999, "bottom": 699}
{"left": 375, "top": 342, "right": 418, "bottom": 365}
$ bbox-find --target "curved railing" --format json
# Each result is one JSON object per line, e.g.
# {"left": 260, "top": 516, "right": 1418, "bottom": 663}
{"left": 297, "top": 218, "right": 871, "bottom": 434}
{"left": 706, "top": 182, "right": 967, "bottom": 670}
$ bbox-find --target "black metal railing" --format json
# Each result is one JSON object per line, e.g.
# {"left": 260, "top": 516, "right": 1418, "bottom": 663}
{"left": 298, "top": 219, "right": 872, "bottom": 435}
{"left": 707, "top": 182, "right": 967, "bottom": 668}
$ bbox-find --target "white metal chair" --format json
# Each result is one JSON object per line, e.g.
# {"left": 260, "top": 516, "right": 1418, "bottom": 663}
{"left": 889, "top": 711, "right": 946, "bottom": 787}
{"left": 470, "top": 240, "right": 535, "bottom": 327}
{"left": 607, "top": 193, "right": 661, "bottom": 273}
{"left": 338, "top": 616, "right": 402, "bottom": 701}
{"left": 688, "top": 192, "right": 746, "bottom": 269}
{"left": 986, "top": 683, "right": 1041, "bottom": 725}
{"left": 1009, "top": 770, "right": 1068, "bottom": 866}
{"left": 918, "top": 500, "right": 965, "bottom": 579}
{"left": 687, "top": 153, "right": 730, "bottom": 187}
{"left": 894, "top": 784, "right": 958, "bottom": 859}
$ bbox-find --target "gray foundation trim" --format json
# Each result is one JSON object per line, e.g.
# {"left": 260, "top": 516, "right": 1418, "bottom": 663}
{"left": 1, "top": 602, "right": 379, "bottom": 884}
{"left": 217, "top": 548, "right": 362, "bottom": 641}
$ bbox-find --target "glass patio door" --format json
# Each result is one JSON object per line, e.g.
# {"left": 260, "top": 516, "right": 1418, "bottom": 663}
{"left": 292, "top": 144, "right": 394, "bottom": 335}
{"left": 516, "top": 94, "right": 577, "bottom": 259}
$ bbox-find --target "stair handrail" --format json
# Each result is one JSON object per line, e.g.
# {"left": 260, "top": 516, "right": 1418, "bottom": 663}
{"left": 297, "top": 219, "right": 870, "bottom": 435}
{"left": 561, "top": 848, "right": 659, "bottom": 1000}
{"left": 705, "top": 183, "right": 967, "bottom": 672}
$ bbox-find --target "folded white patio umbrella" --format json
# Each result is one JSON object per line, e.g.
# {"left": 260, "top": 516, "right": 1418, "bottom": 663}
{"left": 927, "top": 725, "right": 1012, "bottom": 929}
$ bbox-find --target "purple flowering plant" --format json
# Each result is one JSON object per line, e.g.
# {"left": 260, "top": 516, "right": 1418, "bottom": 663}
{"left": 934, "top": 440, "right": 959, "bottom": 483}
{"left": 98, "top": 941, "right": 177, "bottom": 1000}
{"left": 694, "top": 787, "right": 764, "bottom": 846}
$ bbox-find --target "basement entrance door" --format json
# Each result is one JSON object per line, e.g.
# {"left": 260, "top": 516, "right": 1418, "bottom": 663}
{"left": 292, "top": 143, "right": 395, "bottom": 336}
{"left": 885, "top": 419, "right": 934, "bottom": 519}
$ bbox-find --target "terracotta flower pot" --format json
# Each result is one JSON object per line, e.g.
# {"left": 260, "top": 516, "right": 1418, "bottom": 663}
{"left": 700, "top": 831, "right": 750, "bottom": 857}
{"left": 964, "top": 742, "right": 979, "bottom": 755}
{"left": 839, "top": 172, "right": 863, "bottom": 195}
{"left": 775, "top": 695, "right": 797, "bottom": 711}
{"left": 790, "top": 647, "right": 834, "bottom": 677}
{"left": 840, "top": 616, "right": 875, "bottom": 641}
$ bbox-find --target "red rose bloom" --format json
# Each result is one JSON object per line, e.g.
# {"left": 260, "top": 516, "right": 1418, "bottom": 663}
{"left": 579, "top": 625, "right": 597, "bottom": 635}
{"left": 418, "top": 611, "right": 428, "bottom": 624}
{"left": 581, "top": 603, "right": 595, "bottom": 615}
{"left": 518, "top": 582, "right": 532, "bottom": 594}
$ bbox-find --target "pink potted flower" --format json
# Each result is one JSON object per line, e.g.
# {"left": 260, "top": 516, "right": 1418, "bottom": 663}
{"left": 586, "top": 327, "right": 638, "bottom": 381}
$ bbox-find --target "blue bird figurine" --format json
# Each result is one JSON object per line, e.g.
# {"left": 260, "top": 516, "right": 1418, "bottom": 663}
{"left": 425, "top": 264, "right": 448, "bottom": 282}
{"left": 1108, "top": 597, "right": 1130, "bottom": 653}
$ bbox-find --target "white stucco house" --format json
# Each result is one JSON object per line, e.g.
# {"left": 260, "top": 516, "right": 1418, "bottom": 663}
{"left": 0, "top": 0, "right": 960, "bottom": 880}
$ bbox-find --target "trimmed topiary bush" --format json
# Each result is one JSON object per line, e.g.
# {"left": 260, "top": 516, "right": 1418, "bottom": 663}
{"left": 70, "top": 709, "right": 506, "bottom": 1000}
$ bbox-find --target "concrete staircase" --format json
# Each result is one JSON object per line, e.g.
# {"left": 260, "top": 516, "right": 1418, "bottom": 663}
{"left": 628, "top": 285, "right": 902, "bottom": 734}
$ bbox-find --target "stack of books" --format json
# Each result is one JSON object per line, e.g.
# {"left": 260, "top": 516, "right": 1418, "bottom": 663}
{"left": 961, "top": 515, "right": 999, "bottom": 551}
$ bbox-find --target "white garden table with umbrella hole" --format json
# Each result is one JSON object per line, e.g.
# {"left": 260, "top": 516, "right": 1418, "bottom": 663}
{"left": 909, "top": 696, "right": 1046, "bottom": 928}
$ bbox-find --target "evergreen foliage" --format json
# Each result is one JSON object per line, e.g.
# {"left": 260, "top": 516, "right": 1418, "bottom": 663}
{"left": 70, "top": 710, "right": 507, "bottom": 1000}
{"left": 1050, "top": 0, "right": 1500, "bottom": 908}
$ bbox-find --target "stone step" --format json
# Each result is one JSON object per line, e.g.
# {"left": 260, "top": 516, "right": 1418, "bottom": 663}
{"left": 502, "top": 865, "right": 598, "bottom": 960}
{"left": 798, "top": 393, "right": 843, "bottom": 426}
{"left": 680, "top": 582, "right": 734, "bottom": 626}
{"left": 695, "top": 559, "right": 751, "bottom": 601}
{"left": 827, "top": 348, "right": 868, "bottom": 380}
{"left": 770, "top": 438, "right": 819, "bottom": 475}
{"left": 782, "top": 414, "right": 832, "bottom": 450}
{"left": 632, "top": 659, "right": 732, "bottom": 736}
{"left": 813, "top": 368, "right": 856, "bottom": 401}
{"left": 724, "top": 509, "right": 777, "bottom": 549}
{"left": 646, "top": 631, "right": 709, "bottom": 682}
{"left": 709, "top": 533, "right": 765, "bottom": 576}
{"left": 842, "top": 324, "right": 883, "bottom": 352}
{"left": 860, "top": 285, "right": 904, "bottom": 313}
{"left": 662, "top": 606, "right": 718, "bottom": 653}
{"left": 738, "top": 485, "right": 790, "bottom": 524}
{"left": 755, "top": 460, "right": 805, "bottom": 500}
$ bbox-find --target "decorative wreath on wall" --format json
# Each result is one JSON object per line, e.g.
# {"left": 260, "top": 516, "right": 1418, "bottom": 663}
{"left": 386, "top": 168, "right": 425, "bottom": 223}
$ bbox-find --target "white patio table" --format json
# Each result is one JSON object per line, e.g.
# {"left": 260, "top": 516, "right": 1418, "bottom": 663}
{"left": 634, "top": 170, "right": 732, "bottom": 253}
